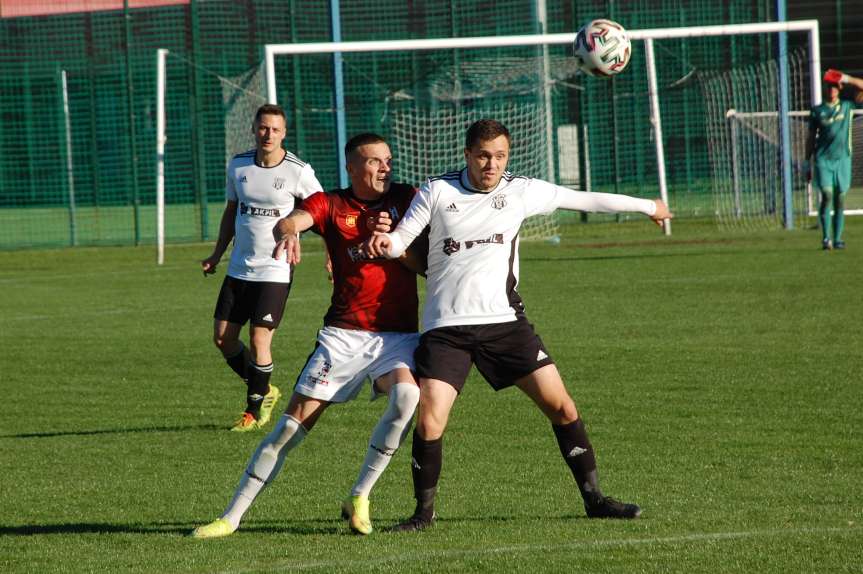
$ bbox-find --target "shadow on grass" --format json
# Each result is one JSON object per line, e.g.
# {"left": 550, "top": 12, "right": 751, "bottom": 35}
{"left": 523, "top": 247, "right": 758, "bottom": 264}
{"left": 0, "top": 519, "right": 346, "bottom": 537}
{"left": 0, "top": 513, "right": 591, "bottom": 538}
{"left": 0, "top": 424, "right": 224, "bottom": 439}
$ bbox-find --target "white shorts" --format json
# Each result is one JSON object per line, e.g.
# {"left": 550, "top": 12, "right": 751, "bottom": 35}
{"left": 294, "top": 327, "right": 419, "bottom": 403}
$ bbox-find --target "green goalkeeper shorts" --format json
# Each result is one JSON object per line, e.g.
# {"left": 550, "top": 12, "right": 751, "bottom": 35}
{"left": 815, "top": 156, "right": 852, "bottom": 193}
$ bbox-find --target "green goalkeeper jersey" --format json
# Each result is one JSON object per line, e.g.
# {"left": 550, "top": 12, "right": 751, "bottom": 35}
{"left": 809, "top": 99, "right": 857, "bottom": 164}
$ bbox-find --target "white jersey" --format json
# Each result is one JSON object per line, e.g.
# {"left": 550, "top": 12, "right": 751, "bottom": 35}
{"left": 389, "top": 169, "right": 656, "bottom": 331}
{"left": 225, "top": 149, "right": 321, "bottom": 283}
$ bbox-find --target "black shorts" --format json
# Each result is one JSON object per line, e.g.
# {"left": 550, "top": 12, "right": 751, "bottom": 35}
{"left": 414, "top": 316, "right": 554, "bottom": 392}
{"left": 213, "top": 276, "right": 292, "bottom": 328}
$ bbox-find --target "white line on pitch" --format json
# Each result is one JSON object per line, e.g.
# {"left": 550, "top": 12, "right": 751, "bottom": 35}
{"left": 216, "top": 525, "right": 859, "bottom": 574}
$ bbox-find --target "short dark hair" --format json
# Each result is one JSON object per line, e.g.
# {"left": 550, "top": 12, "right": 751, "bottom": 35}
{"left": 345, "top": 132, "right": 388, "bottom": 157}
{"left": 254, "top": 104, "right": 286, "bottom": 124}
{"left": 465, "top": 119, "right": 511, "bottom": 149}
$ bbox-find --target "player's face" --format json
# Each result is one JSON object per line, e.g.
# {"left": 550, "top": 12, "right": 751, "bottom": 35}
{"left": 347, "top": 142, "right": 392, "bottom": 197}
{"left": 464, "top": 135, "right": 510, "bottom": 191}
{"left": 254, "top": 114, "right": 286, "bottom": 155}
{"left": 825, "top": 83, "right": 840, "bottom": 102}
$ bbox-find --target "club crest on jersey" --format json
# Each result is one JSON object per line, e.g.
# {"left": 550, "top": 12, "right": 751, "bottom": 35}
{"left": 344, "top": 214, "right": 358, "bottom": 228}
{"left": 442, "top": 237, "right": 461, "bottom": 256}
{"left": 491, "top": 194, "right": 507, "bottom": 209}
{"left": 272, "top": 177, "right": 286, "bottom": 190}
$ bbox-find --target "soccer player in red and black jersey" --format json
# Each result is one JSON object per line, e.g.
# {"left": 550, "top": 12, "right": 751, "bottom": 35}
{"left": 191, "top": 133, "right": 427, "bottom": 539}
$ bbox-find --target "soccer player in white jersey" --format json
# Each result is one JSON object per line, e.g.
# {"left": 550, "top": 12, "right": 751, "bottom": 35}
{"left": 365, "top": 119, "right": 672, "bottom": 530}
{"left": 201, "top": 104, "right": 323, "bottom": 432}
{"left": 191, "top": 133, "right": 427, "bottom": 539}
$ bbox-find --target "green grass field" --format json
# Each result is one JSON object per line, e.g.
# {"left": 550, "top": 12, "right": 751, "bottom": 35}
{"left": 2, "top": 219, "right": 862, "bottom": 573}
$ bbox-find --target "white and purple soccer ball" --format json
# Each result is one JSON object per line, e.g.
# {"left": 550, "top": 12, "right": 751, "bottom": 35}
{"left": 574, "top": 19, "right": 632, "bottom": 78}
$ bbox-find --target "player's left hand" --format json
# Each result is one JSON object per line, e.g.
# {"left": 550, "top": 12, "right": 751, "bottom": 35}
{"left": 272, "top": 234, "right": 302, "bottom": 264}
{"left": 650, "top": 199, "right": 673, "bottom": 228}
{"left": 366, "top": 211, "right": 392, "bottom": 234}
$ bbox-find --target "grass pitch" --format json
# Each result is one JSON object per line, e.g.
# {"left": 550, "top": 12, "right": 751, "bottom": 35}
{"left": 1, "top": 218, "right": 862, "bottom": 573}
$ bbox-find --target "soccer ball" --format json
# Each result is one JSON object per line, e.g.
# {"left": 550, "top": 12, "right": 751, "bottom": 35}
{"left": 573, "top": 19, "right": 632, "bottom": 78}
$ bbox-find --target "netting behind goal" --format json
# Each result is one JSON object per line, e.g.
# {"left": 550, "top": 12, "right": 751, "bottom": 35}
{"left": 386, "top": 98, "right": 564, "bottom": 242}
{"left": 701, "top": 48, "right": 813, "bottom": 230}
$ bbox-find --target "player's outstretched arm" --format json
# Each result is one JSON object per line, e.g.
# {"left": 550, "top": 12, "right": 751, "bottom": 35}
{"left": 649, "top": 199, "right": 673, "bottom": 228}
{"left": 272, "top": 209, "right": 314, "bottom": 264}
{"left": 201, "top": 201, "right": 238, "bottom": 276}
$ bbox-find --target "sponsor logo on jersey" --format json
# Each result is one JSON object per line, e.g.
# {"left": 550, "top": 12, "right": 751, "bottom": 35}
{"left": 240, "top": 202, "right": 281, "bottom": 217}
{"left": 442, "top": 237, "right": 461, "bottom": 256}
{"left": 347, "top": 243, "right": 384, "bottom": 262}
{"left": 465, "top": 234, "right": 503, "bottom": 249}
{"left": 345, "top": 214, "right": 358, "bottom": 228}
{"left": 261, "top": 313, "right": 274, "bottom": 323}
{"left": 273, "top": 177, "right": 286, "bottom": 190}
{"left": 491, "top": 194, "right": 507, "bottom": 209}
{"left": 239, "top": 175, "right": 248, "bottom": 183}
{"left": 389, "top": 206, "right": 400, "bottom": 221}
{"left": 537, "top": 349, "right": 548, "bottom": 361}
{"left": 445, "top": 203, "right": 459, "bottom": 212}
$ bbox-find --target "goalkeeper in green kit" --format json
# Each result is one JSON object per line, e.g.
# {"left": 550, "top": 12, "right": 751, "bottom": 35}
{"left": 806, "top": 68, "right": 863, "bottom": 250}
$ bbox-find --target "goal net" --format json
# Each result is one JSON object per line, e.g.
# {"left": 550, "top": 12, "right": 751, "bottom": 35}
{"left": 702, "top": 48, "right": 813, "bottom": 230}
{"left": 383, "top": 55, "right": 582, "bottom": 242}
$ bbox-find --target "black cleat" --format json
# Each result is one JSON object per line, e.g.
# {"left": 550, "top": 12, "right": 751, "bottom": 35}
{"left": 584, "top": 494, "right": 641, "bottom": 519}
{"left": 822, "top": 239, "right": 833, "bottom": 251}
{"left": 834, "top": 241, "right": 846, "bottom": 250}
{"left": 390, "top": 513, "right": 436, "bottom": 532}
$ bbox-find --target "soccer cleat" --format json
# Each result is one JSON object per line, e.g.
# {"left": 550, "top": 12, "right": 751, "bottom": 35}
{"left": 256, "top": 384, "right": 282, "bottom": 427}
{"left": 230, "top": 411, "right": 260, "bottom": 432}
{"left": 190, "top": 517, "right": 236, "bottom": 539}
{"left": 341, "top": 495, "right": 373, "bottom": 535}
{"left": 390, "top": 512, "right": 436, "bottom": 532}
{"left": 584, "top": 493, "right": 641, "bottom": 519}
{"left": 822, "top": 239, "right": 832, "bottom": 251}
{"left": 834, "top": 241, "right": 846, "bottom": 250}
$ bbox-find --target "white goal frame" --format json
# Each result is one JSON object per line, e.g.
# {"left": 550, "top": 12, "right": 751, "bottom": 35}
{"left": 263, "top": 20, "right": 821, "bottom": 239}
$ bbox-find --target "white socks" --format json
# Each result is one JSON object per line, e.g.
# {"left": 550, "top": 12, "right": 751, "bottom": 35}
{"left": 351, "top": 382, "right": 420, "bottom": 497}
{"left": 221, "top": 414, "right": 307, "bottom": 528}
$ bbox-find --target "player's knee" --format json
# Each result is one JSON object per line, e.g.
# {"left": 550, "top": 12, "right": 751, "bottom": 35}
{"left": 549, "top": 398, "right": 579, "bottom": 425}
{"left": 388, "top": 383, "right": 420, "bottom": 422}
{"left": 416, "top": 415, "right": 445, "bottom": 440}
{"left": 267, "top": 414, "right": 307, "bottom": 450}
{"left": 213, "top": 333, "right": 236, "bottom": 353}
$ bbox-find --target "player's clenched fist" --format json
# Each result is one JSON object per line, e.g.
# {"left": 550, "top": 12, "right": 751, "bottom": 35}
{"left": 363, "top": 234, "right": 392, "bottom": 259}
{"left": 366, "top": 211, "right": 392, "bottom": 234}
